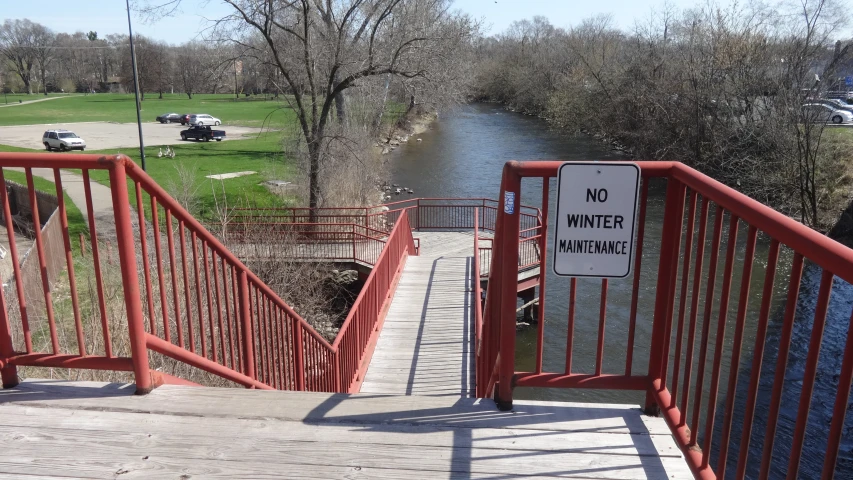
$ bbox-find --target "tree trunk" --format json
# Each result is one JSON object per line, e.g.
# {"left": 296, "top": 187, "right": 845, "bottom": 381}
{"left": 307, "top": 141, "right": 321, "bottom": 222}
{"left": 333, "top": 71, "right": 346, "bottom": 124}
{"left": 186, "top": 91, "right": 192, "bottom": 99}
{"left": 25, "top": 80, "right": 32, "bottom": 95}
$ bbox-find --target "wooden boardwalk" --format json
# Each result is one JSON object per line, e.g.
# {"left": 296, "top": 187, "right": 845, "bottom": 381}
{"left": 0, "top": 380, "right": 692, "bottom": 479}
{"left": 360, "top": 231, "right": 476, "bottom": 396}
{"left": 0, "top": 232, "right": 692, "bottom": 478}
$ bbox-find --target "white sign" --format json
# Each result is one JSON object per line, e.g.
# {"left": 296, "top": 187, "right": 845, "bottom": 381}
{"left": 552, "top": 162, "right": 640, "bottom": 278}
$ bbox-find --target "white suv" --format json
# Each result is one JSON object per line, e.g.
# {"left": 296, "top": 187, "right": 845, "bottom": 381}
{"left": 189, "top": 114, "right": 221, "bottom": 126}
{"left": 42, "top": 130, "right": 86, "bottom": 151}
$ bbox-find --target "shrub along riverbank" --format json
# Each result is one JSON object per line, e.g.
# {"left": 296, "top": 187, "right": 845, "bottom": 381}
{"left": 472, "top": 7, "right": 853, "bottom": 232}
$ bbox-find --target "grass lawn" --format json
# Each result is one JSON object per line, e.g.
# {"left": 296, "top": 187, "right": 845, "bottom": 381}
{"left": 87, "top": 130, "right": 298, "bottom": 220}
{"left": 0, "top": 93, "right": 301, "bottom": 223}
{"left": 0, "top": 93, "right": 296, "bottom": 128}
{"left": 0, "top": 133, "right": 297, "bottom": 223}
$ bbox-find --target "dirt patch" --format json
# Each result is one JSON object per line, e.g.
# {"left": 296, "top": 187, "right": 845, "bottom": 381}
{"left": 0, "top": 122, "right": 265, "bottom": 151}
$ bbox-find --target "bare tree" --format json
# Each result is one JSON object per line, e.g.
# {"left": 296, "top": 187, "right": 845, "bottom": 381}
{"left": 176, "top": 42, "right": 211, "bottom": 99}
{"left": 31, "top": 24, "right": 56, "bottom": 95}
{"left": 142, "top": 0, "right": 476, "bottom": 217}
{"left": 0, "top": 19, "right": 52, "bottom": 94}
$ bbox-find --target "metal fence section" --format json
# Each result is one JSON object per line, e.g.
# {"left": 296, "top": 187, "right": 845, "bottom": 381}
{"left": 478, "top": 160, "right": 853, "bottom": 480}
{"left": 0, "top": 153, "right": 416, "bottom": 395}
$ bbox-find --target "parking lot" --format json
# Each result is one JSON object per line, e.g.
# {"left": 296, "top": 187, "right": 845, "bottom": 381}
{"left": 0, "top": 122, "right": 265, "bottom": 150}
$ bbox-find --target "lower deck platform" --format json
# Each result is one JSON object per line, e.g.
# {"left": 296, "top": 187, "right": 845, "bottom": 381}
{"left": 0, "top": 380, "right": 691, "bottom": 479}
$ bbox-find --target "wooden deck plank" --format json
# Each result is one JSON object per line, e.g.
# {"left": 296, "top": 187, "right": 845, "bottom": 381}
{"left": 0, "top": 383, "right": 690, "bottom": 479}
{"left": 0, "top": 405, "right": 684, "bottom": 456}
{"left": 0, "top": 424, "right": 689, "bottom": 479}
{"left": 361, "top": 231, "right": 475, "bottom": 397}
{"left": 0, "top": 381, "right": 691, "bottom": 478}
{"left": 0, "top": 381, "right": 674, "bottom": 435}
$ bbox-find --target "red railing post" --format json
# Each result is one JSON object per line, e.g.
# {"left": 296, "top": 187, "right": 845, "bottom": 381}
{"left": 644, "top": 176, "right": 686, "bottom": 414}
{"left": 237, "top": 271, "right": 256, "bottom": 381}
{"left": 293, "top": 321, "right": 305, "bottom": 390}
{"left": 108, "top": 161, "right": 153, "bottom": 394}
{"left": 334, "top": 350, "right": 342, "bottom": 392}
{"left": 495, "top": 164, "right": 522, "bottom": 410}
{"left": 0, "top": 291, "right": 18, "bottom": 388}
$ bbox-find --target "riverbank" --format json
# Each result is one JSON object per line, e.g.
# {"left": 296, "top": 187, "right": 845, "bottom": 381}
{"left": 376, "top": 111, "right": 437, "bottom": 156}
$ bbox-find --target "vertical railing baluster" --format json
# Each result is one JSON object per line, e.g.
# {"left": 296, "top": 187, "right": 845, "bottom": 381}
{"left": 134, "top": 181, "right": 156, "bottom": 335}
{"left": 54, "top": 170, "right": 85, "bottom": 355}
{"left": 759, "top": 253, "right": 804, "bottom": 478}
{"left": 294, "top": 320, "right": 305, "bottom": 390}
{"left": 689, "top": 205, "right": 724, "bottom": 445}
{"left": 150, "top": 197, "right": 170, "bottom": 342}
{"left": 736, "top": 239, "right": 779, "bottom": 478}
{"left": 82, "top": 169, "right": 112, "bottom": 356}
{"left": 680, "top": 196, "right": 710, "bottom": 425}
{"left": 821, "top": 305, "right": 853, "bottom": 479}
{"left": 716, "top": 224, "right": 757, "bottom": 478}
{"left": 701, "top": 214, "right": 740, "bottom": 469}
{"left": 564, "top": 278, "right": 576, "bottom": 374}
{"left": 237, "top": 270, "right": 256, "bottom": 381}
{"left": 191, "top": 233, "right": 206, "bottom": 358}
{"left": 625, "top": 180, "right": 649, "bottom": 376}
{"left": 670, "top": 190, "right": 697, "bottom": 407}
{"left": 165, "top": 211, "right": 183, "bottom": 348}
{"left": 0, "top": 171, "right": 31, "bottom": 354}
{"left": 595, "top": 279, "right": 608, "bottom": 376}
{"left": 202, "top": 243, "right": 216, "bottom": 362}
{"left": 178, "top": 222, "right": 195, "bottom": 353}
{"left": 786, "top": 270, "right": 834, "bottom": 479}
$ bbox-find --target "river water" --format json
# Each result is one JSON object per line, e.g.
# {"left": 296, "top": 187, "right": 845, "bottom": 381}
{"left": 389, "top": 103, "right": 853, "bottom": 478}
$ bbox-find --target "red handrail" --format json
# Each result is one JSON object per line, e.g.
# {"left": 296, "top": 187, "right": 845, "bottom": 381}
{"left": 481, "top": 160, "right": 853, "bottom": 479}
{"left": 0, "top": 153, "right": 416, "bottom": 395}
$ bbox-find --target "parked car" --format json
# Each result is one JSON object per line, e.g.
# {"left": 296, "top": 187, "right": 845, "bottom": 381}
{"left": 42, "top": 130, "right": 86, "bottom": 151}
{"left": 179, "top": 114, "right": 191, "bottom": 125}
{"left": 180, "top": 125, "right": 226, "bottom": 142}
{"left": 156, "top": 113, "right": 183, "bottom": 124}
{"left": 815, "top": 98, "right": 853, "bottom": 114}
{"left": 825, "top": 91, "right": 853, "bottom": 103}
{"left": 189, "top": 114, "right": 221, "bottom": 126}
{"left": 802, "top": 103, "right": 853, "bottom": 124}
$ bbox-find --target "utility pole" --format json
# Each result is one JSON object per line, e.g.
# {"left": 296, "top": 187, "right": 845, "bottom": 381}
{"left": 126, "top": 0, "right": 146, "bottom": 170}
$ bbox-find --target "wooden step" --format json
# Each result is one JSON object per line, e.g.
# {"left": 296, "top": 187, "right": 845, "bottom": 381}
{"left": 0, "top": 380, "right": 691, "bottom": 479}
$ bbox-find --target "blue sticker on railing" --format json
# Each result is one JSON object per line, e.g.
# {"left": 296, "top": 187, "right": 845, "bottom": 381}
{"left": 504, "top": 191, "right": 516, "bottom": 214}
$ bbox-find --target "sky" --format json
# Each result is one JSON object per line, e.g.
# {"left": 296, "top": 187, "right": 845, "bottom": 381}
{"left": 4, "top": 0, "right": 714, "bottom": 43}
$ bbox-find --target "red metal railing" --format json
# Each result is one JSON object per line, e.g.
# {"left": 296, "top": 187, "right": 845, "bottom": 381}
{"left": 224, "top": 222, "right": 389, "bottom": 266}
{"left": 0, "top": 153, "right": 416, "bottom": 395}
{"left": 478, "top": 160, "right": 853, "bottom": 479}
{"left": 234, "top": 198, "right": 541, "bottom": 235}
{"left": 235, "top": 198, "right": 542, "bottom": 277}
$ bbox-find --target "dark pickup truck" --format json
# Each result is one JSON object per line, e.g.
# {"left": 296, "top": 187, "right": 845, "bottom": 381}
{"left": 180, "top": 125, "right": 225, "bottom": 142}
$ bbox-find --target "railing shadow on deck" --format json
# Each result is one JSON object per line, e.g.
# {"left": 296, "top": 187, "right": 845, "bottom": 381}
{"left": 301, "top": 392, "right": 673, "bottom": 478}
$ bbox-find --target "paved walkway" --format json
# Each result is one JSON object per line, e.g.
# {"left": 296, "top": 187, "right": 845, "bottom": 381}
{"left": 0, "top": 94, "right": 78, "bottom": 108}
{"left": 360, "top": 231, "right": 475, "bottom": 396}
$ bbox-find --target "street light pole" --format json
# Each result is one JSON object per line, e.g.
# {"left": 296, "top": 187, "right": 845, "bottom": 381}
{"left": 126, "top": 0, "right": 146, "bottom": 171}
